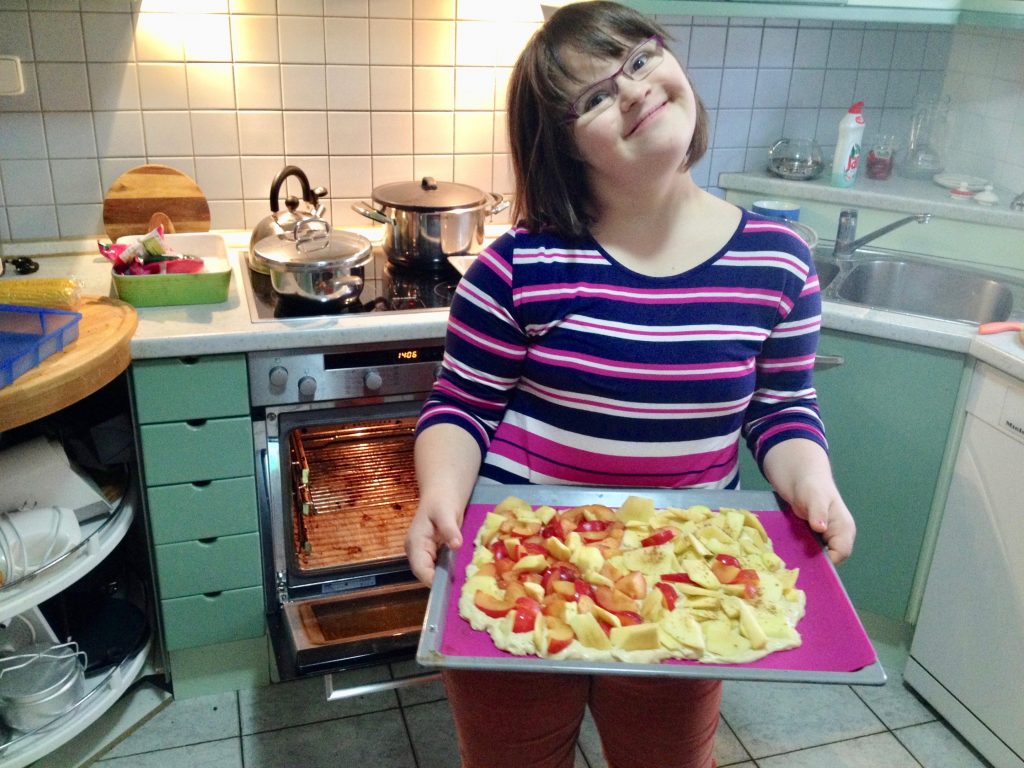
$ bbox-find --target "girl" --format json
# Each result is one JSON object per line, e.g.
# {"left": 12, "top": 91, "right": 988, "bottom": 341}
{"left": 406, "top": 3, "right": 855, "bottom": 766}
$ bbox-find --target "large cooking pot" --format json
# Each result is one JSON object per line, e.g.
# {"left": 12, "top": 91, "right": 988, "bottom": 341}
{"left": 251, "top": 217, "right": 372, "bottom": 304}
{"left": 352, "top": 177, "right": 509, "bottom": 269}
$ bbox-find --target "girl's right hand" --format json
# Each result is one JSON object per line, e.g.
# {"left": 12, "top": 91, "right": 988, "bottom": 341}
{"left": 405, "top": 500, "right": 465, "bottom": 585}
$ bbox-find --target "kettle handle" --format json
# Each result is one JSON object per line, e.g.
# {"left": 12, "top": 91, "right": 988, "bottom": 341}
{"left": 269, "top": 166, "right": 313, "bottom": 213}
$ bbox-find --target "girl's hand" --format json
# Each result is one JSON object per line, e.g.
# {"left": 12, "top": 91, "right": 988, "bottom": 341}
{"left": 784, "top": 475, "right": 856, "bottom": 564}
{"left": 405, "top": 500, "right": 465, "bottom": 585}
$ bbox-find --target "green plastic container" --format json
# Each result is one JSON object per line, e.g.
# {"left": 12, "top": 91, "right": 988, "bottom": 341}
{"left": 111, "top": 233, "right": 232, "bottom": 308}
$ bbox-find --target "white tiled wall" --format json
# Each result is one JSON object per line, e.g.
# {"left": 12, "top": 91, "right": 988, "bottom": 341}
{"left": 0, "top": 0, "right": 1014, "bottom": 243}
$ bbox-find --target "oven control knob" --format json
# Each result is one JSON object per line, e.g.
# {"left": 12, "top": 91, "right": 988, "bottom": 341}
{"left": 268, "top": 366, "right": 289, "bottom": 388}
{"left": 364, "top": 370, "right": 383, "bottom": 391}
{"left": 297, "top": 376, "right": 318, "bottom": 398}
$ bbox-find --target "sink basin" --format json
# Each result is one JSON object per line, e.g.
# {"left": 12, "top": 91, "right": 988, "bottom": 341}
{"left": 832, "top": 259, "right": 1013, "bottom": 324}
{"left": 813, "top": 258, "right": 840, "bottom": 290}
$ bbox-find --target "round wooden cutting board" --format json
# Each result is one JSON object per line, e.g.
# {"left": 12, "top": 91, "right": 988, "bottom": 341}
{"left": 102, "top": 164, "right": 211, "bottom": 242}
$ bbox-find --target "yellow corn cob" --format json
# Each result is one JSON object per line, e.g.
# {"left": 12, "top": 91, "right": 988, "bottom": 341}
{"left": 0, "top": 278, "right": 83, "bottom": 309}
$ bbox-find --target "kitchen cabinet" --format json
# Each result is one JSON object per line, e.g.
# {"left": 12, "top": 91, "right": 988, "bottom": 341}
{"left": 131, "top": 353, "right": 269, "bottom": 699}
{"left": 739, "top": 328, "right": 965, "bottom": 623}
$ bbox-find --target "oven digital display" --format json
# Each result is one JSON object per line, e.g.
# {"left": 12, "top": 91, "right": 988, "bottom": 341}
{"left": 323, "top": 345, "right": 444, "bottom": 369}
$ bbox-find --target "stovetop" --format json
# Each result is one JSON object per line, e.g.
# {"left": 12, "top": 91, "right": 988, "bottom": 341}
{"left": 241, "top": 247, "right": 461, "bottom": 322}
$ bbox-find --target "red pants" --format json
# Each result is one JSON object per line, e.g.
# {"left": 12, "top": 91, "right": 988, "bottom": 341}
{"left": 442, "top": 669, "right": 721, "bottom": 768}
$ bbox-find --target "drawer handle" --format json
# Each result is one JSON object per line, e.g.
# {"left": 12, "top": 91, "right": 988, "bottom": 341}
{"left": 192, "top": 480, "right": 212, "bottom": 488}
{"left": 179, "top": 356, "right": 200, "bottom": 365}
{"left": 814, "top": 354, "right": 845, "bottom": 369}
{"left": 203, "top": 591, "right": 223, "bottom": 599}
{"left": 186, "top": 418, "right": 208, "bottom": 428}
{"left": 198, "top": 537, "right": 218, "bottom": 545}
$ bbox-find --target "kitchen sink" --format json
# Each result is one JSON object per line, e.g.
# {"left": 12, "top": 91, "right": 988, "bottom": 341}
{"left": 811, "top": 245, "right": 1017, "bottom": 325}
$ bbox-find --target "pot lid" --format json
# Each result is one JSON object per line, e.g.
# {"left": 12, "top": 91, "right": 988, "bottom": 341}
{"left": 252, "top": 219, "right": 372, "bottom": 273}
{"left": 0, "top": 643, "right": 81, "bottom": 702}
{"left": 372, "top": 176, "right": 487, "bottom": 211}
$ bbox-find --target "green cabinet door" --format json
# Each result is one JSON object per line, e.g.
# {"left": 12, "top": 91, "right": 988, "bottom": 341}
{"left": 739, "top": 329, "right": 964, "bottom": 621}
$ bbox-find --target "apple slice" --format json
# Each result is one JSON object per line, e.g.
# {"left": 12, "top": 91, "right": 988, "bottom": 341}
{"left": 543, "top": 616, "right": 575, "bottom": 654}
{"left": 594, "top": 585, "right": 638, "bottom": 614}
{"left": 474, "top": 590, "right": 514, "bottom": 619}
{"left": 614, "top": 571, "right": 648, "bottom": 599}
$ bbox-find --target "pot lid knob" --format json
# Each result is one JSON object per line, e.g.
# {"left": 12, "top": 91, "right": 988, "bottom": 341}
{"left": 421, "top": 176, "right": 438, "bottom": 191}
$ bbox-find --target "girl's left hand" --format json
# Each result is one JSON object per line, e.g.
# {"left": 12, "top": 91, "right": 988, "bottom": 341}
{"left": 784, "top": 475, "right": 856, "bottom": 564}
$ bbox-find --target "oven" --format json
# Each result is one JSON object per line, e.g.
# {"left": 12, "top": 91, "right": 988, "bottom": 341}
{"left": 244, "top": 251, "right": 457, "bottom": 699}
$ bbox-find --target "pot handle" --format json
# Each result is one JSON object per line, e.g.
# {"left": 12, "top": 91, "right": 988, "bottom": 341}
{"left": 487, "top": 192, "right": 510, "bottom": 217}
{"left": 270, "top": 166, "right": 313, "bottom": 213}
{"left": 352, "top": 201, "right": 394, "bottom": 226}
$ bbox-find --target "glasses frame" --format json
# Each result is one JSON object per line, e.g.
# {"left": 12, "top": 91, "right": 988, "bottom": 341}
{"left": 564, "top": 35, "right": 665, "bottom": 122}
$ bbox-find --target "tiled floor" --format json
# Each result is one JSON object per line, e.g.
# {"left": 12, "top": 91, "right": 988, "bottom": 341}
{"left": 89, "top": 630, "right": 994, "bottom": 768}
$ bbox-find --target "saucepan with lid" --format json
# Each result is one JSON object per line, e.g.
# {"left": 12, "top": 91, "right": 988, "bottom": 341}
{"left": 352, "top": 177, "right": 509, "bottom": 269}
{"left": 0, "top": 641, "right": 86, "bottom": 732}
{"left": 251, "top": 217, "right": 372, "bottom": 304}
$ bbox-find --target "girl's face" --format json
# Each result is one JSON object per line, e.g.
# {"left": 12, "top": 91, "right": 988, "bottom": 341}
{"left": 561, "top": 38, "right": 697, "bottom": 185}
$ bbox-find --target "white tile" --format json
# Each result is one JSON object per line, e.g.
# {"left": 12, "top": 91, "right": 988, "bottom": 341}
{"left": 413, "top": 153, "right": 451, "bottom": 181}
{"left": 328, "top": 111, "right": 371, "bottom": 154}
{"left": 453, "top": 111, "right": 491, "bottom": 153}
{"left": 453, "top": 152, "right": 490, "bottom": 190}
{"left": 752, "top": 68, "right": 790, "bottom": 109}
{"left": 50, "top": 158, "right": 102, "bottom": 203}
{"left": 413, "top": 20, "right": 454, "bottom": 66}
{"left": 195, "top": 155, "right": 244, "bottom": 199}
{"left": 208, "top": 199, "right": 245, "bottom": 229}
{"left": 138, "top": 63, "right": 189, "bottom": 110}
{"left": 231, "top": 15, "right": 280, "bottom": 63}
{"left": 279, "top": 0, "right": 322, "bottom": 15}
{"left": 37, "top": 62, "right": 91, "bottom": 110}
{"left": 325, "top": 17, "right": 369, "bottom": 64}
{"left": 280, "top": 65, "right": 327, "bottom": 110}
{"left": 279, "top": 15, "right": 325, "bottom": 64}
{"left": 414, "top": 66, "right": 454, "bottom": 110}
{"left": 828, "top": 28, "right": 864, "bottom": 69}
{"left": 783, "top": 107, "right": 819, "bottom": 139}
{"left": 854, "top": 68, "right": 889, "bottom": 109}
{"left": 0, "top": 113, "right": 46, "bottom": 159}
{"left": 57, "top": 203, "right": 103, "bottom": 237}
{"left": 134, "top": 12, "right": 184, "bottom": 62}
{"left": 371, "top": 111, "right": 413, "bottom": 154}
{"left": 81, "top": 0, "right": 132, "bottom": 9}
{"left": 235, "top": 63, "right": 282, "bottom": 108}
{"left": 0, "top": 11, "right": 33, "bottom": 61}
{"left": 372, "top": 153, "right": 413, "bottom": 185}
{"left": 454, "top": 67, "right": 493, "bottom": 110}
{"left": 757, "top": 732, "right": 919, "bottom": 768}
{"left": 713, "top": 108, "right": 751, "bottom": 148}
{"left": 183, "top": 14, "right": 232, "bottom": 62}
{"left": 369, "top": 0, "right": 410, "bottom": 18}
{"left": 821, "top": 69, "right": 856, "bottom": 109}
{"left": 883, "top": 69, "right": 918, "bottom": 109}
{"left": 1, "top": 61, "right": 40, "bottom": 112}
{"left": 326, "top": 65, "right": 370, "bottom": 109}
{"left": 689, "top": 25, "right": 727, "bottom": 68}
{"left": 788, "top": 69, "right": 824, "bottom": 109}
{"left": 187, "top": 63, "right": 236, "bottom": 109}
{"left": 44, "top": 112, "right": 97, "bottom": 158}
{"left": 8, "top": 205, "right": 58, "bottom": 238}
{"left": 329, "top": 154, "right": 371, "bottom": 196}
{"left": 82, "top": 12, "right": 134, "bottom": 62}
{"left": 29, "top": 10, "right": 84, "bottom": 61}
{"left": 719, "top": 69, "right": 757, "bottom": 109}
{"left": 725, "top": 27, "right": 762, "bottom": 68}
{"left": 94, "top": 111, "right": 145, "bottom": 156}
{"left": 191, "top": 111, "right": 240, "bottom": 155}
{"left": 414, "top": 111, "right": 452, "bottom": 154}
{"left": 794, "top": 28, "right": 831, "bottom": 68}
{"left": 455, "top": 21, "right": 496, "bottom": 66}
{"left": 238, "top": 110, "right": 284, "bottom": 155}
{"left": 324, "top": 0, "right": 368, "bottom": 16}
{"left": 284, "top": 111, "right": 328, "bottom": 154}
{"left": 492, "top": 22, "right": 536, "bottom": 68}
{"left": 370, "top": 18, "right": 412, "bottom": 65}
{"left": 747, "top": 108, "right": 785, "bottom": 147}
{"left": 88, "top": 63, "right": 140, "bottom": 111}
{"left": 370, "top": 65, "right": 411, "bottom": 109}
{"left": 1, "top": 159, "right": 53, "bottom": 205}
{"left": 760, "top": 27, "right": 797, "bottom": 68}
{"left": 282, "top": 156, "right": 329, "bottom": 197}
{"left": 240, "top": 155, "right": 286, "bottom": 198}
{"left": 861, "top": 28, "right": 896, "bottom": 70}
{"left": 413, "top": 0, "right": 453, "bottom": 19}
{"left": 689, "top": 69, "right": 721, "bottom": 110}
{"left": 491, "top": 152, "right": 512, "bottom": 194}
{"left": 142, "top": 111, "right": 194, "bottom": 155}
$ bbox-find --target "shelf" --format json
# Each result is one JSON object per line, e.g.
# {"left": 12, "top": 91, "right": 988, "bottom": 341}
{"left": 0, "top": 638, "right": 152, "bottom": 768}
{"left": 0, "top": 499, "right": 134, "bottom": 624}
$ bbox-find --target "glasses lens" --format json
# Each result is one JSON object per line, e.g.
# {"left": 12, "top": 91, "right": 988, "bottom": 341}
{"left": 570, "top": 37, "right": 664, "bottom": 119}
{"left": 627, "top": 39, "right": 662, "bottom": 79}
{"left": 574, "top": 84, "right": 616, "bottom": 117}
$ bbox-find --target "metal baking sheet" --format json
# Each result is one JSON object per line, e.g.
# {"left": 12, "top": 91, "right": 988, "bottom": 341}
{"left": 417, "top": 484, "right": 886, "bottom": 685}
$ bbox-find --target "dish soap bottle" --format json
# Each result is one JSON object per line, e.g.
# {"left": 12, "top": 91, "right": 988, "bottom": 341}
{"left": 831, "top": 101, "right": 865, "bottom": 188}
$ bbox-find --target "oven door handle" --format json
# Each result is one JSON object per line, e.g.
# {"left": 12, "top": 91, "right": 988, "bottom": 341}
{"left": 324, "top": 671, "right": 441, "bottom": 702}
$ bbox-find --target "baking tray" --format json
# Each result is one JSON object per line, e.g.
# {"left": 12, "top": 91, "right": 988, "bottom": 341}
{"left": 417, "top": 485, "right": 886, "bottom": 685}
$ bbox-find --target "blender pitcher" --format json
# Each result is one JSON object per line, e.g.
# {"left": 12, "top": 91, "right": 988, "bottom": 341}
{"left": 901, "top": 95, "right": 949, "bottom": 180}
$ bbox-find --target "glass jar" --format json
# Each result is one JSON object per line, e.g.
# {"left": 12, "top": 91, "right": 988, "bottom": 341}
{"left": 866, "top": 134, "right": 896, "bottom": 180}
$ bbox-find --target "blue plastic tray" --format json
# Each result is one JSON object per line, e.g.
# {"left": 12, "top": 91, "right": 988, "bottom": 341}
{"left": 0, "top": 304, "right": 83, "bottom": 389}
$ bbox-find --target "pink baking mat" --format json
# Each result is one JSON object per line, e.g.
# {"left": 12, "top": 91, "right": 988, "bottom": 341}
{"left": 439, "top": 504, "right": 877, "bottom": 674}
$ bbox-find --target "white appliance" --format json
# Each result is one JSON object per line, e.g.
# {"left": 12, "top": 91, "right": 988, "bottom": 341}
{"left": 905, "top": 361, "right": 1024, "bottom": 768}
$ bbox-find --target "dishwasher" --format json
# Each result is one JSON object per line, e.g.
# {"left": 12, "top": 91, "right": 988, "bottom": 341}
{"left": 904, "top": 361, "right": 1024, "bottom": 768}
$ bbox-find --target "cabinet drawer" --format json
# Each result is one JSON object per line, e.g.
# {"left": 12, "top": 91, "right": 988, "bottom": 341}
{"left": 155, "top": 532, "right": 262, "bottom": 599}
{"left": 148, "top": 477, "right": 258, "bottom": 544}
{"left": 161, "top": 586, "right": 265, "bottom": 651}
{"left": 133, "top": 355, "right": 249, "bottom": 424}
{"left": 140, "top": 417, "right": 254, "bottom": 486}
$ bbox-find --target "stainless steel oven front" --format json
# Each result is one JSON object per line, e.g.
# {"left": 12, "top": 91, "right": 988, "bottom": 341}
{"left": 249, "top": 338, "right": 444, "bottom": 698}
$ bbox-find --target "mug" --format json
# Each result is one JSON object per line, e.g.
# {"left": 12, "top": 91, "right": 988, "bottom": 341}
{"left": 752, "top": 200, "right": 800, "bottom": 221}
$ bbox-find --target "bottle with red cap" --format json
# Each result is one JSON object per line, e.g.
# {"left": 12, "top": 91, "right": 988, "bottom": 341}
{"left": 831, "top": 101, "right": 865, "bottom": 188}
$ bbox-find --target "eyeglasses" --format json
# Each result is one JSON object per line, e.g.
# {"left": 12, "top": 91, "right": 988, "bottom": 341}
{"left": 566, "top": 35, "right": 665, "bottom": 121}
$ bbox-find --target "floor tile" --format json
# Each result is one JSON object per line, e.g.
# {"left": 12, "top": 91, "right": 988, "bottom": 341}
{"left": 390, "top": 659, "right": 446, "bottom": 706}
{"left": 98, "top": 737, "right": 243, "bottom": 768}
{"left": 895, "top": 721, "right": 994, "bottom": 768}
{"left": 756, "top": 732, "right": 920, "bottom": 767}
{"left": 101, "top": 690, "right": 239, "bottom": 758}
{"left": 403, "top": 699, "right": 460, "bottom": 768}
{"left": 719, "top": 681, "right": 885, "bottom": 758}
{"left": 576, "top": 708, "right": 606, "bottom": 768}
{"left": 238, "top": 666, "right": 398, "bottom": 734}
{"left": 854, "top": 624, "right": 937, "bottom": 730}
{"left": 714, "top": 717, "right": 753, "bottom": 766}
{"left": 242, "top": 709, "right": 416, "bottom": 768}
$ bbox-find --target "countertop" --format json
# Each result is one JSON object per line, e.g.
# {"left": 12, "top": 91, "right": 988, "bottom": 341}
{"left": 5, "top": 227, "right": 1024, "bottom": 382}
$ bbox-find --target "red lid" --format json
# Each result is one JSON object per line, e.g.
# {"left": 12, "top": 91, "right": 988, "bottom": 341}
{"left": 849, "top": 101, "right": 864, "bottom": 114}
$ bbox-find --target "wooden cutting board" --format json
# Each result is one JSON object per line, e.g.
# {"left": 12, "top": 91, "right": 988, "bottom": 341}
{"left": 102, "top": 164, "right": 210, "bottom": 242}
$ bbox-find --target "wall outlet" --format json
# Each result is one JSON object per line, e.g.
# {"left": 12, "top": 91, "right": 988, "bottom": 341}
{"left": 0, "top": 55, "right": 25, "bottom": 96}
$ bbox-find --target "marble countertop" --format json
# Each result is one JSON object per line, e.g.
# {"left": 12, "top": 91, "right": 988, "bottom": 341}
{"left": 9, "top": 227, "right": 1024, "bottom": 382}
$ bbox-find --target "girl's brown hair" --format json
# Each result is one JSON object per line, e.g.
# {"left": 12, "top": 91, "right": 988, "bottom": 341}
{"left": 507, "top": 1, "right": 709, "bottom": 239}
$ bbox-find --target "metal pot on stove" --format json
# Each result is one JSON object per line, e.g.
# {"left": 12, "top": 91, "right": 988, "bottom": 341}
{"left": 352, "top": 177, "right": 509, "bottom": 269}
{"left": 251, "top": 217, "right": 372, "bottom": 304}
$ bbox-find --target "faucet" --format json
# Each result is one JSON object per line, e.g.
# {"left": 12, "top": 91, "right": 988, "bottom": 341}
{"left": 832, "top": 209, "right": 932, "bottom": 259}
{"left": 1011, "top": 191, "right": 1024, "bottom": 211}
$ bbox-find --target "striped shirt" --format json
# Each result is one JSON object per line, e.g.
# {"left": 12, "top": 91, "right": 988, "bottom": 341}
{"left": 417, "top": 209, "right": 827, "bottom": 490}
